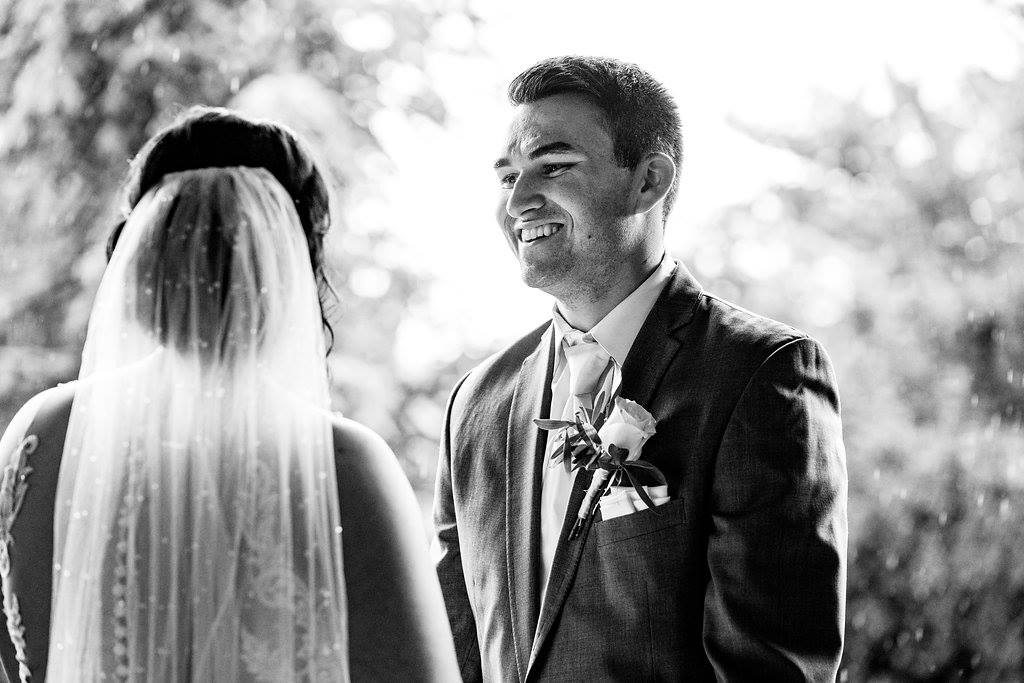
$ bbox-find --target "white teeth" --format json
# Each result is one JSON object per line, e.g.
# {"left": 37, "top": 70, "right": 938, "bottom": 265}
{"left": 520, "top": 223, "right": 562, "bottom": 243}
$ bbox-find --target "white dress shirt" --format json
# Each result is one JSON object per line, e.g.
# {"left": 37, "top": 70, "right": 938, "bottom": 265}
{"left": 537, "top": 255, "right": 676, "bottom": 608}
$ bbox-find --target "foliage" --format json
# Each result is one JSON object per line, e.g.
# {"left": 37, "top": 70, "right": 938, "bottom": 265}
{"left": 0, "top": 0, "right": 480, "bottom": 499}
{"left": 698, "top": 30, "right": 1024, "bottom": 678}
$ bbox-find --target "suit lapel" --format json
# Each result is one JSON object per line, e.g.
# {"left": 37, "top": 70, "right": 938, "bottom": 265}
{"left": 506, "top": 325, "right": 555, "bottom": 681}
{"left": 526, "top": 260, "right": 703, "bottom": 676}
{"left": 618, "top": 261, "right": 701, "bottom": 406}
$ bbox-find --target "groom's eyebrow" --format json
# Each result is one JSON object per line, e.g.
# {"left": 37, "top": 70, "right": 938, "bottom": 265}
{"left": 493, "top": 141, "right": 578, "bottom": 169}
{"left": 527, "top": 141, "right": 576, "bottom": 159}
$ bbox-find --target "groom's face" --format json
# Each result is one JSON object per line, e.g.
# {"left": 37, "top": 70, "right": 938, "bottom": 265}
{"left": 494, "top": 94, "right": 639, "bottom": 298}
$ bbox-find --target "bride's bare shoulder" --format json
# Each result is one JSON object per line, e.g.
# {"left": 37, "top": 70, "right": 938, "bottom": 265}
{"left": 327, "top": 415, "right": 414, "bottom": 503}
{"left": 329, "top": 415, "right": 391, "bottom": 459}
{"left": 0, "top": 382, "right": 77, "bottom": 464}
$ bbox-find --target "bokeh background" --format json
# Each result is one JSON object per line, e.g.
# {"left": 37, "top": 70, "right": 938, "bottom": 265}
{"left": 2, "top": 0, "right": 1023, "bottom": 678}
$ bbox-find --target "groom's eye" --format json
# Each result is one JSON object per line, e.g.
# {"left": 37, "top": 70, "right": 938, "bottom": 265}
{"left": 499, "top": 172, "right": 518, "bottom": 188}
{"left": 542, "top": 163, "right": 572, "bottom": 177}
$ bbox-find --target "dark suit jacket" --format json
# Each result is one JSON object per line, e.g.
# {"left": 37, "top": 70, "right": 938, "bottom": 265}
{"left": 434, "top": 262, "right": 847, "bottom": 682}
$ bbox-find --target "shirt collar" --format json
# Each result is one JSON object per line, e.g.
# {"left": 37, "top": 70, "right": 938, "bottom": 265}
{"left": 550, "top": 254, "right": 675, "bottom": 369}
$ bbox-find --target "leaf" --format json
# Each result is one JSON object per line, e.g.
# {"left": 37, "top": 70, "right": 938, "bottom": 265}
{"left": 534, "top": 419, "right": 575, "bottom": 430}
{"left": 607, "top": 444, "right": 629, "bottom": 465}
{"left": 549, "top": 448, "right": 565, "bottom": 468}
{"left": 622, "top": 467, "right": 660, "bottom": 512}
{"left": 593, "top": 387, "right": 607, "bottom": 418}
{"left": 574, "top": 413, "right": 602, "bottom": 449}
{"left": 634, "top": 484, "right": 659, "bottom": 511}
{"left": 627, "top": 459, "right": 667, "bottom": 485}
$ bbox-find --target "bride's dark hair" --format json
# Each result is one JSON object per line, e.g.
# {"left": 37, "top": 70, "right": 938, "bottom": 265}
{"left": 108, "top": 106, "right": 338, "bottom": 352}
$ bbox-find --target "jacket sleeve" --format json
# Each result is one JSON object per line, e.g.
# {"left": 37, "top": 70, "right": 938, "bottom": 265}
{"left": 432, "top": 373, "right": 482, "bottom": 683}
{"left": 703, "top": 337, "right": 847, "bottom": 681}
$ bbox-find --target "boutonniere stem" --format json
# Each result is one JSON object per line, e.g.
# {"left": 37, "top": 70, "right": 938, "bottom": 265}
{"left": 570, "top": 469, "right": 611, "bottom": 540}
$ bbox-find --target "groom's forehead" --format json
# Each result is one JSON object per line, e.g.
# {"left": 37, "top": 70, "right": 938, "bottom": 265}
{"left": 497, "top": 99, "right": 609, "bottom": 162}
{"left": 501, "top": 129, "right": 555, "bottom": 161}
{"left": 503, "top": 110, "right": 565, "bottom": 155}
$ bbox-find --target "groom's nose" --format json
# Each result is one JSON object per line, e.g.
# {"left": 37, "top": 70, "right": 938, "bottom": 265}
{"left": 505, "top": 175, "right": 544, "bottom": 219}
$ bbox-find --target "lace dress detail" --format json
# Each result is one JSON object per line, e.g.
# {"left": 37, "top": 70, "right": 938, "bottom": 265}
{"left": 237, "top": 458, "right": 346, "bottom": 681}
{"left": 0, "top": 434, "right": 38, "bottom": 683}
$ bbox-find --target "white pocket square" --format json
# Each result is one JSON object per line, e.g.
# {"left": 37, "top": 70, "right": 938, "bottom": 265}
{"left": 600, "top": 484, "right": 669, "bottom": 520}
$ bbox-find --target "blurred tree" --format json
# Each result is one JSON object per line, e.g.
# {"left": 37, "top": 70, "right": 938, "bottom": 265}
{"left": 0, "top": 0, "right": 480, "bottom": 499}
{"left": 692, "top": 13, "right": 1024, "bottom": 678}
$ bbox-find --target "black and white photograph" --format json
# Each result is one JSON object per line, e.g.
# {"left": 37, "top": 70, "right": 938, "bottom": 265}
{"left": 0, "top": 0, "right": 1021, "bottom": 680}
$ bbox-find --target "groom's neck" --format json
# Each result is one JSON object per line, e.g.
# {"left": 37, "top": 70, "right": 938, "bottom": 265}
{"left": 552, "top": 255, "right": 662, "bottom": 332}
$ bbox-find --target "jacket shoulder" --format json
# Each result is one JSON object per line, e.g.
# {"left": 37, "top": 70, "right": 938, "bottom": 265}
{"left": 660, "top": 261, "right": 816, "bottom": 366}
{"left": 677, "top": 291, "right": 836, "bottom": 396}
{"left": 697, "top": 291, "right": 815, "bottom": 362}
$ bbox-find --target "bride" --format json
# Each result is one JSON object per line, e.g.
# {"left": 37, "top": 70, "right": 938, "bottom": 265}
{"left": 0, "top": 108, "right": 459, "bottom": 681}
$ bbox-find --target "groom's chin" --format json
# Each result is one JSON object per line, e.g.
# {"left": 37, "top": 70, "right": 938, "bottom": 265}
{"left": 518, "top": 263, "right": 565, "bottom": 294}
{"left": 518, "top": 265, "right": 543, "bottom": 290}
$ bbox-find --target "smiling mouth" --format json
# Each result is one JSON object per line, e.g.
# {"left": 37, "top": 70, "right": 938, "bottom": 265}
{"left": 518, "top": 223, "right": 564, "bottom": 243}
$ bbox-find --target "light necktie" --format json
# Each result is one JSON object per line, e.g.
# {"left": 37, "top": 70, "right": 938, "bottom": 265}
{"left": 562, "top": 330, "right": 612, "bottom": 417}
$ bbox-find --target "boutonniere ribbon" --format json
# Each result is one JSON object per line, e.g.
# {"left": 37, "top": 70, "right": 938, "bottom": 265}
{"left": 535, "top": 395, "right": 664, "bottom": 540}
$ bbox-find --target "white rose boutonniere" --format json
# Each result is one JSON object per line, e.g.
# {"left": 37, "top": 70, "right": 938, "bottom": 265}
{"left": 535, "top": 396, "right": 664, "bottom": 539}
{"left": 598, "top": 397, "right": 657, "bottom": 458}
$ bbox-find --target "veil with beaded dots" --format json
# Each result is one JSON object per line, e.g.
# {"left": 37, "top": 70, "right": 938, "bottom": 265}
{"left": 47, "top": 166, "right": 348, "bottom": 681}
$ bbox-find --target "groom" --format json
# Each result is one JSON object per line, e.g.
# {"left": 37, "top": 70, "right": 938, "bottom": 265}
{"left": 433, "top": 56, "right": 847, "bottom": 681}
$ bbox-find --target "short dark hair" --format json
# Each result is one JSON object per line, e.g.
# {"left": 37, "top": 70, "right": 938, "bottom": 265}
{"left": 508, "top": 56, "right": 683, "bottom": 218}
{"left": 109, "top": 106, "right": 338, "bottom": 352}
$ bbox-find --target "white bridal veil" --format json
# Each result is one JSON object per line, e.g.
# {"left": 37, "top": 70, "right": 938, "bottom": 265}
{"left": 47, "top": 167, "right": 348, "bottom": 681}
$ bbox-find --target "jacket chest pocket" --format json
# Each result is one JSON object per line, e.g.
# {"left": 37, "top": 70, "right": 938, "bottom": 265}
{"left": 590, "top": 497, "right": 690, "bottom": 610}
{"left": 593, "top": 497, "right": 687, "bottom": 547}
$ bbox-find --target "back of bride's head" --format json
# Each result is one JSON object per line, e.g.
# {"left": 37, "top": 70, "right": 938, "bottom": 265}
{"left": 96, "top": 107, "right": 334, "bottom": 367}
{"left": 112, "top": 106, "right": 330, "bottom": 266}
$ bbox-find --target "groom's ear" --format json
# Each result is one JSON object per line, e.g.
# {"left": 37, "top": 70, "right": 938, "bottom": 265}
{"left": 630, "top": 152, "right": 676, "bottom": 216}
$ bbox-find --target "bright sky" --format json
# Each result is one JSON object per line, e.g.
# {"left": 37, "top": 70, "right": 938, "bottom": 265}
{"left": 360, "top": 0, "right": 1020, "bottom": 375}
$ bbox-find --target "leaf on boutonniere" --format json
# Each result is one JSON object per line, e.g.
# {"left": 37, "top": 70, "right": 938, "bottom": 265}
{"left": 574, "top": 413, "right": 601, "bottom": 450}
{"left": 560, "top": 434, "right": 572, "bottom": 473}
{"left": 606, "top": 443, "right": 629, "bottom": 466}
{"left": 623, "top": 459, "right": 667, "bottom": 485}
{"left": 534, "top": 418, "right": 576, "bottom": 431}
{"left": 592, "top": 388, "right": 609, "bottom": 422}
{"left": 547, "top": 433, "right": 565, "bottom": 468}
{"left": 620, "top": 466, "right": 659, "bottom": 511}
{"left": 570, "top": 444, "right": 591, "bottom": 469}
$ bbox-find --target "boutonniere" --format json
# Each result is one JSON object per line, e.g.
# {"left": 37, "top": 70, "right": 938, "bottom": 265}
{"left": 535, "top": 395, "right": 664, "bottom": 540}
